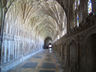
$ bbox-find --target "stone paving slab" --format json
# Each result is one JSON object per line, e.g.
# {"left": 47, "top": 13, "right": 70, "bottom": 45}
{"left": 22, "top": 62, "right": 38, "bottom": 68}
{"left": 41, "top": 63, "right": 56, "bottom": 69}
{"left": 33, "top": 56, "right": 42, "bottom": 58}
{"left": 39, "top": 70, "right": 55, "bottom": 72}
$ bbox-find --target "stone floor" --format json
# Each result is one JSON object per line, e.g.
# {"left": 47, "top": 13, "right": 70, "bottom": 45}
{"left": 7, "top": 49, "right": 63, "bottom": 72}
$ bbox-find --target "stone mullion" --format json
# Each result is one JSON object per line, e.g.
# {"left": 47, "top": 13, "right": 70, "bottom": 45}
{"left": 14, "top": 40, "right": 16, "bottom": 59}
{"left": 18, "top": 27, "right": 20, "bottom": 57}
{"left": 12, "top": 41, "right": 14, "bottom": 60}
{"left": 5, "top": 21, "right": 8, "bottom": 34}
{"left": 11, "top": 40, "right": 13, "bottom": 61}
{"left": 10, "top": 41, "right": 12, "bottom": 61}
{"left": 24, "top": 40, "right": 25, "bottom": 56}
{"left": 23, "top": 31, "right": 25, "bottom": 55}
{"left": 8, "top": 40, "right": 10, "bottom": 62}
{"left": 3, "top": 40, "right": 7, "bottom": 63}
{"left": 16, "top": 41, "right": 18, "bottom": 59}
{"left": 22, "top": 40, "right": 24, "bottom": 56}
{"left": 13, "top": 40, "right": 15, "bottom": 60}
{"left": 16, "top": 40, "right": 18, "bottom": 58}
{"left": 19, "top": 41, "right": 22, "bottom": 58}
{"left": 18, "top": 40, "right": 20, "bottom": 58}
{"left": 15, "top": 28, "right": 18, "bottom": 58}
{"left": 18, "top": 41, "right": 19, "bottom": 58}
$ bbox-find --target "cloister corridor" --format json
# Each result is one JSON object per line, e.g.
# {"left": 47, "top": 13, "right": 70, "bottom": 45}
{"left": 0, "top": 0, "right": 96, "bottom": 72}
{"left": 0, "top": 0, "right": 67, "bottom": 72}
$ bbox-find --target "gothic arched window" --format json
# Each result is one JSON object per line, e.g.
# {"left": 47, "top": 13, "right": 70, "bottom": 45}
{"left": 78, "top": 0, "right": 80, "bottom": 6}
{"left": 77, "top": 14, "right": 79, "bottom": 27}
{"left": 88, "top": 0, "right": 92, "bottom": 14}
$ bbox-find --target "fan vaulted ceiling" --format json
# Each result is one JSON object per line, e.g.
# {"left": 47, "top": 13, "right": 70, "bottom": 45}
{"left": 5, "top": 0, "right": 67, "bottom": 42}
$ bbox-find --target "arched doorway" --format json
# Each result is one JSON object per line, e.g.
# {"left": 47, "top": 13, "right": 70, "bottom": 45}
{"left": 43, "top": 37, "right": 52, "bottom": 49}
{"left": 85, "top": 34, "right": 96, "bottom": 72}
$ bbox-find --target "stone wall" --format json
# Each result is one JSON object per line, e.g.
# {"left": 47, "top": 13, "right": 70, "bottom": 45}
{"left": 53, "top": 15, "right": 96, "bottom": 72}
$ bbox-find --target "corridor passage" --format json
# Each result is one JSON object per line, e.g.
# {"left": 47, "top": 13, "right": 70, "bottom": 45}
{"left": 7, "top": 49, "right": 63, "bottom": 72}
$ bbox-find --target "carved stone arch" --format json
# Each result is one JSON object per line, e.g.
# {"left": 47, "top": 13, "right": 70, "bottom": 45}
{"left": 84, "top": 31, "right": 96, "bottom": 41}
{"left": 69, "top": 40, "right": 78, "bottom": 72}
{"left": 82, "top": 32, "right": 96, "bottom": 72}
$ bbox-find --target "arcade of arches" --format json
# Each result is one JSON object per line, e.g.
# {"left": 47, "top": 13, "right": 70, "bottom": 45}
{"left": 0, "top": 0, "right": 96, "bottom": 72}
